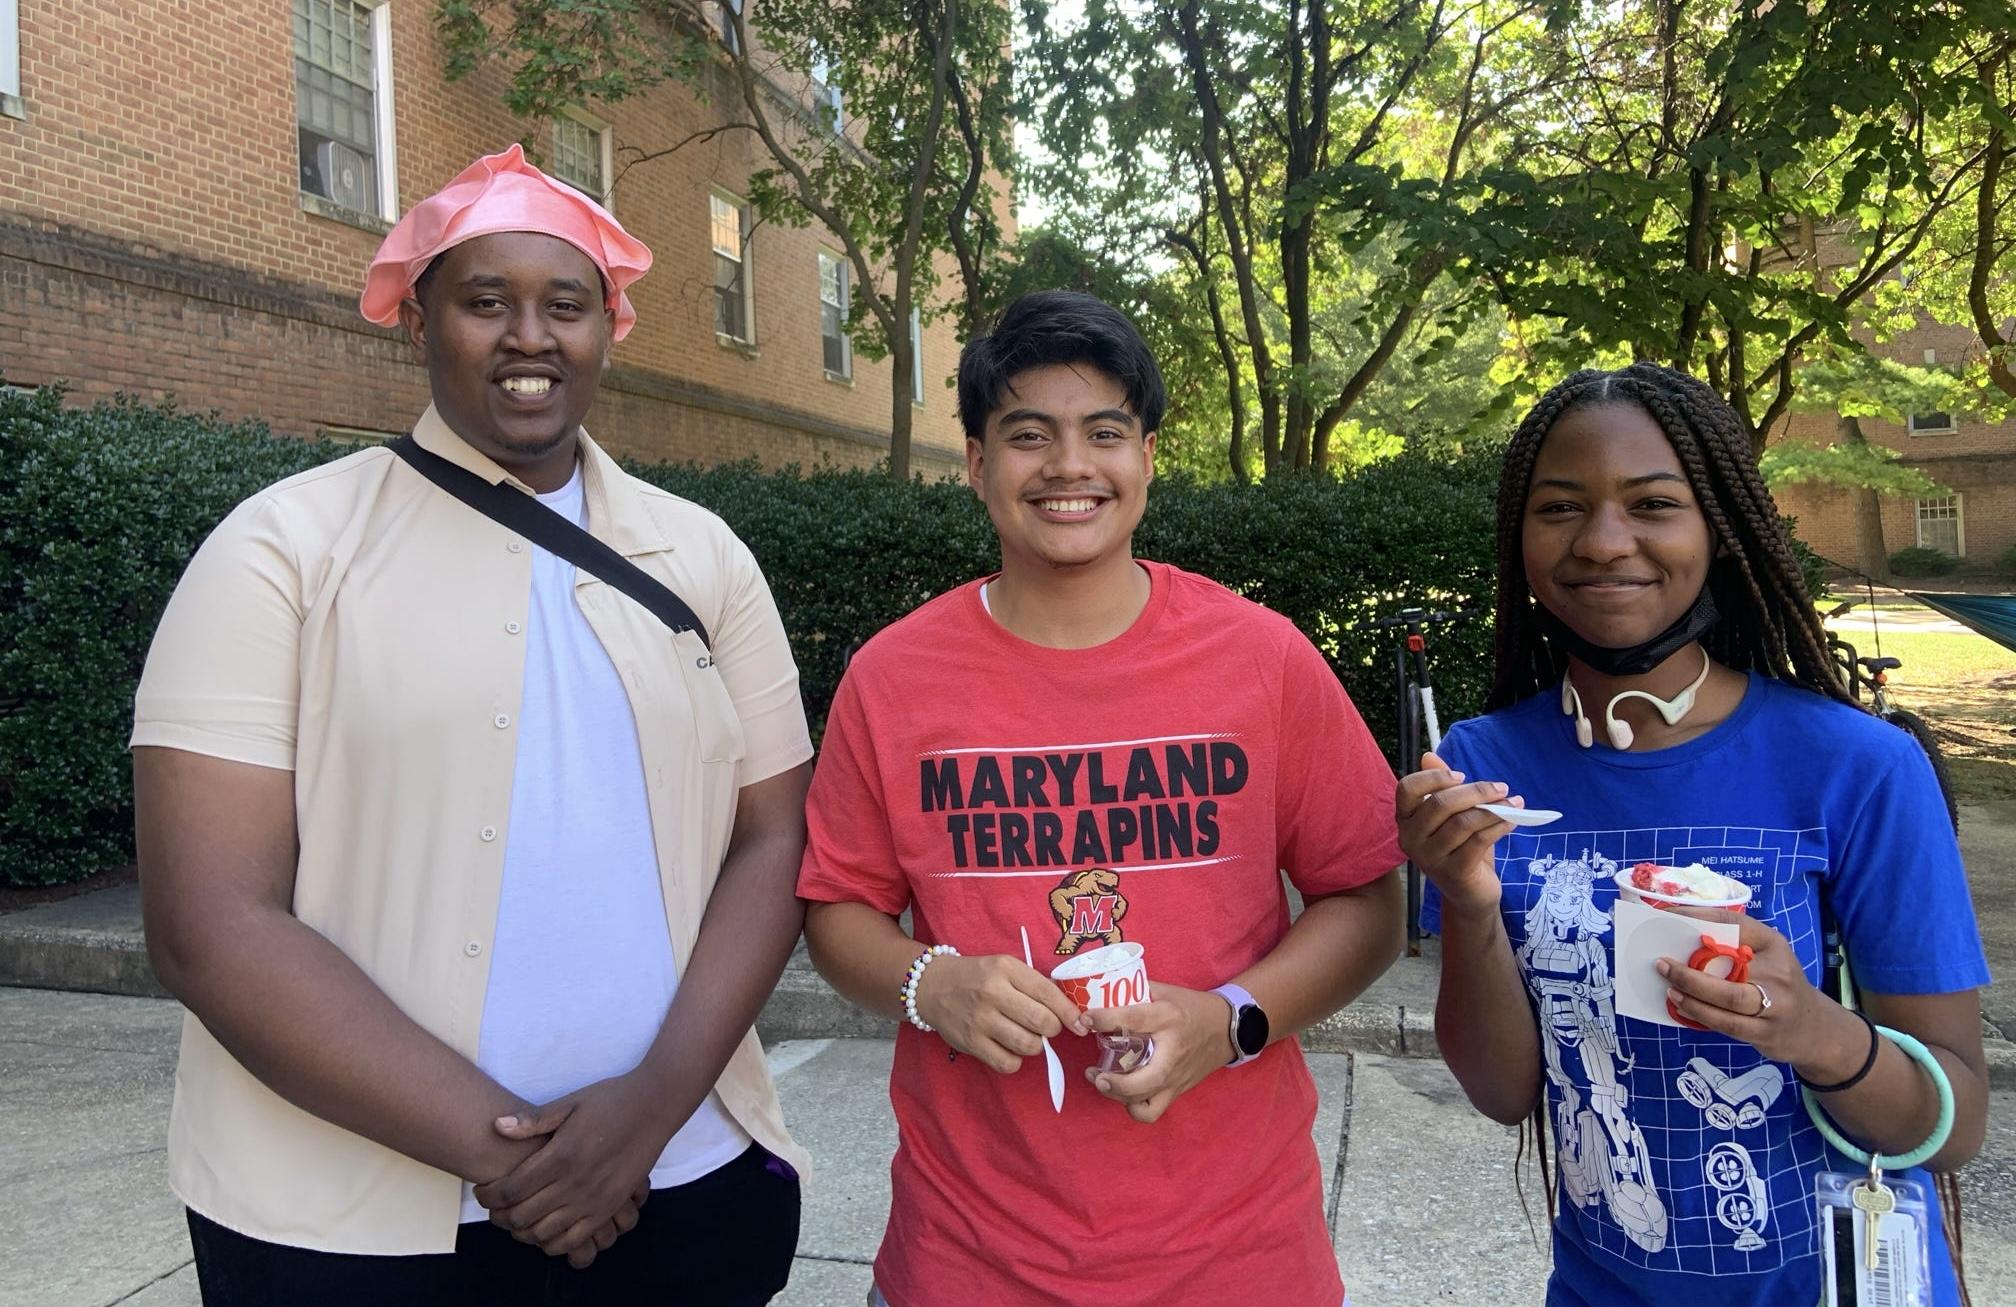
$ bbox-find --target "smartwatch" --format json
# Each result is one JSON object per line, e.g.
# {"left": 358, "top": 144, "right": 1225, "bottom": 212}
{"left": 1210, "top": 982, "right": 1269, "bottom": 1067}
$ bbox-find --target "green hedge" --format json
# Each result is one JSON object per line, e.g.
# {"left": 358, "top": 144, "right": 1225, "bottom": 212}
{"left": 3, "top": 389, "right": 1853, "bottom": 888}
{"left": 0, "top": 388, "right": 347, "bottom": 886}
{"left": 0, "top": 386, "right": 1503, "bottom": 886}
{"left": 1889, "top": 545, "right": 1960, "bottom": 578}
{"left": 629, "top": 451, "right": 1506, "bottom": 772}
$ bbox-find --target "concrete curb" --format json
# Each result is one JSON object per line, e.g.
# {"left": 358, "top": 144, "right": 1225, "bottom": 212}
{"left": 7, "top": 892, "right": 2015, "bottom": 1085}
{"left": 0, "top": 916, "right": 168, "bottom": 1000}
{"left": 754, "top": 967, "right": 894, "bottom": 1043}
{"left": 1984, "top": 1039, "right": 2016, "bottom": 1088}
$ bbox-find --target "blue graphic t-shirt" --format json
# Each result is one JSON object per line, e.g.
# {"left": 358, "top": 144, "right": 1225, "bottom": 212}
{"left": 1422, "top": 672, "right": 1988, "bottom": 1307}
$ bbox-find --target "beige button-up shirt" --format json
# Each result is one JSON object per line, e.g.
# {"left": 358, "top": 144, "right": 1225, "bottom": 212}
{"left": 131, "top": 406, "right": 814, "bottom": 1254}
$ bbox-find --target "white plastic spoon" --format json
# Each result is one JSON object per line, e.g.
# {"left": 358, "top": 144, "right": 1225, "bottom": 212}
{"left": 1478, "top": 802, "right": 1562, "bottom": 827}
{"left": 1020, "top": 926, "right": 1066, "bottom": 1113}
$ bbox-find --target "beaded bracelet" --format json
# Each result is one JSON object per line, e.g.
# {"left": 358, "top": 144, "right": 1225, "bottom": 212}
{"left": 900, "top": 944, "right": 959, "bottom": 1033}
{"left": 1800, "top": 1024, "right": 1956, "bottom": 1172}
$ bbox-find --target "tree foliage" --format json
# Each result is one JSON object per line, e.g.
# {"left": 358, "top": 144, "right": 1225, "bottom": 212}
{"left": 1875, "top": 38, "right": 2016, "bottom": 400}
{"left": 437, "top": 0, "right": 1015, "bottom": 479}
{"left": 1020, "top": 0, "right": 2016, "bottom": 475}
{"left": 1023, "top": 0, "right": 1566, "bottom": 479}
{"left": 1758, "top": 438, "right": 1948, "bottom": 496}
{"left": 1473, "top": 0, "right": 2015, "bottom": 454}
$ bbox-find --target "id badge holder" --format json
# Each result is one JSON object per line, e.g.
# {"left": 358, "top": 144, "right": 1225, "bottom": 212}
{"left": 1816, "top": 1159, "right": 1933, "bottom": 1307}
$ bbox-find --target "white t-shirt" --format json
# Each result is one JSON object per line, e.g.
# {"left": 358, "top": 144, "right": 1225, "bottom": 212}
{"left": 460, "top": 464, "right": 750, "bottom": 1222}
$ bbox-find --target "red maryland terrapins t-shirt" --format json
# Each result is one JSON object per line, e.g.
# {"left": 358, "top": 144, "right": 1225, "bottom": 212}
{"left": 798, "top": 562, "right": 1402, "bottom": 1307}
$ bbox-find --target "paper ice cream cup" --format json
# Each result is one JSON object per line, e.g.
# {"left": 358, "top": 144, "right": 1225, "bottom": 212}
{"left": 1050, "top": 942, "right": 1150, "bottom": 1014}
{"left": 1611, "top": 869, "right": 1755, "bottom": 1031}
{"left": 1613, "top": 866, "right": 1751, "bottom": 914}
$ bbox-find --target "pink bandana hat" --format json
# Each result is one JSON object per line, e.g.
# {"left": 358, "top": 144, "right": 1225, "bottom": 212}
{"left": 359, "top": 143, "right": 652, "bottom": 340}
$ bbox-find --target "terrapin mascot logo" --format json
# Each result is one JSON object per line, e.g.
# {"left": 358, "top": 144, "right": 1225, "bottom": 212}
{"left": 1049, "top": 868, "right": 1128, "bottom": 954}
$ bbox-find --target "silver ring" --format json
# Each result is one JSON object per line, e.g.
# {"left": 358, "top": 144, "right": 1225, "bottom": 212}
{"left": 1751, "top": 981, "right": 1773, "bottom": 1014}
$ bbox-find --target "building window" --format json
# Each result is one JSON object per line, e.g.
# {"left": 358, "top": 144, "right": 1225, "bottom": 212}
{"left": 1915, "top": 495, "right": 1964, "bottom": 557}
{"left": 719, "top": 0, "right": 742, "bottom": 54}
{"left": 1, "top": 0, "right": 22, "bottom": 117}
{"left": 1909, "top": 347, "right": 1956, "bottom": 434}
{"left": 711, "top": 192, "right": 753, "bottom": 344}
{"left": 819, "top": 251, "right": 851, "bottom": 379}
{"left": 910, "top": 307, "right": 925, "bottom": 406}
{"left": 551, "top": 111, "right": 611, "bottom": 207}
{"left": 809, "top": 51, "right": 842, "bottom": 128}
{"left": 293, "top": 0, "right": 397, "bottom": 222}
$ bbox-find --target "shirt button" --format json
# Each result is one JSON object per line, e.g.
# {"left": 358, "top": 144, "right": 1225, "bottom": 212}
{"left": 505, "top": 621, "right": 522, "bottom": 635}
{"left": 480, "top": 825, "right": 498, "bottom": 842}
{"left": 493, "top": 713, "right": 511, "bottom": 729}
{"left": 507, "top": 539, "right": 524, "bottom": 554}
{"left": 464, "top": 941, "right": 483, "bottom": 957}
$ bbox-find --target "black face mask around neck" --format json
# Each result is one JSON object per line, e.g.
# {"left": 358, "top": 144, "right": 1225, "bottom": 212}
{"left": 1535, "top": 585, "right": 1722, "bottom": 678}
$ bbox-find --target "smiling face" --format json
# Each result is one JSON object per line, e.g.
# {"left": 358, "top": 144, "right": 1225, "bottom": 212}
{"left": 398, "top": 231, "right": 612, "bottom": 488}
{"left": 1521, "top": 402, "right": 1715, "bottom": 651}
{"left": 966, "top": 362, "right": 1156, "bottom": 575}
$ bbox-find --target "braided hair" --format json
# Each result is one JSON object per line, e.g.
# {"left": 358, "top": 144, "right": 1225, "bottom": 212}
{"left": 1487, "top": 362, "right": 1851, "bottom": 711}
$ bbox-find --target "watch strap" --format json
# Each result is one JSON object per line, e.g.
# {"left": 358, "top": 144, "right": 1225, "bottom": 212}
{"left": 1211, "top": 982, "right": 1263, "bottom": 1067}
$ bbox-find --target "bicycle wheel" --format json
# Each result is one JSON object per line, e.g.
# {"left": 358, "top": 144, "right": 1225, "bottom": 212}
{"left": 1883, "top": 708, "right": 1961, "bottom": 832}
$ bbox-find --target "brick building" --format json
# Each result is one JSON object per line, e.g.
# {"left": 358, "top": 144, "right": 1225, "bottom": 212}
{"left": 0, "top": 0, "right": 973, "bottom": 476}
{"left": 1770, "top": 316, "right": 2016, "bottom": 582}
{"left": 1756, "top": 226, "right": 2015, "bottom": 582}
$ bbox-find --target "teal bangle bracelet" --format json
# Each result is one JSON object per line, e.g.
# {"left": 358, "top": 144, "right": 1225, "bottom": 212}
{"left": 1800, "top": 1024, "right": 1955, "bottom": 1171}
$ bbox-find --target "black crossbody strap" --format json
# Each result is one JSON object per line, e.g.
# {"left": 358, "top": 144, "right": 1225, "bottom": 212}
{"left": 388, "top": 436, "right": 711, "bottom": 650}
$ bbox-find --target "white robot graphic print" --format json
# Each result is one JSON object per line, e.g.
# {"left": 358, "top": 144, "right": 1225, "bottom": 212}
{"left": 1504, "top": 828, "right": 1829, "bottom": 1278}
{"left": 1516, "top": 850, "right": 1669, "bottom": 1252}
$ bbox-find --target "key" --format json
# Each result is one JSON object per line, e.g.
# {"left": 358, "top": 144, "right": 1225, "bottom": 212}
{"left": 1851, "top": 1179, "right": 1896, "bottom": 1271}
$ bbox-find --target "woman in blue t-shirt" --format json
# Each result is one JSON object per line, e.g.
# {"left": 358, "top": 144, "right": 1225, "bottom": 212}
{"left": 1402, "top": 363, "right": 1989, "bottom": 1306}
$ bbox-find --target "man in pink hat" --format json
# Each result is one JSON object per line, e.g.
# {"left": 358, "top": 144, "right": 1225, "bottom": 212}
{"left": 131, "top": 145, "right": 813, "bottom": 1304}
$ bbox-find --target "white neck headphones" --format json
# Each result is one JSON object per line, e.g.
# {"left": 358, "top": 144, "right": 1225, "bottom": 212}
{"left": 1561, "top": 646, "right": 1714, "bottom": 749}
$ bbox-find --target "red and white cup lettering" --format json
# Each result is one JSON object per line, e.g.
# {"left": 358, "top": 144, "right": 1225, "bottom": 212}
{"left": 1052, "top": 942, "right": 1149, "bottom": 1012}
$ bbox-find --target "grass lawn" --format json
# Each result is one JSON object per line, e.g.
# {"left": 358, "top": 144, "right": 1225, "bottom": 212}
{"left": 1822, "top": 622, "right": 2016, "bottom": 804}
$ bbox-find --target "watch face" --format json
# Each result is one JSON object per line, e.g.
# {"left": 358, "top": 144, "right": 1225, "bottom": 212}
{"left": 1235, "top": 1004, "right": 1269, "bottom": 1056}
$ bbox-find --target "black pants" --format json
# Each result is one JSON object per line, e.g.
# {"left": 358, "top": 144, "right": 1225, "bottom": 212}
{"left": 186, "top": 1144, "right": 800, "bottom": 1306}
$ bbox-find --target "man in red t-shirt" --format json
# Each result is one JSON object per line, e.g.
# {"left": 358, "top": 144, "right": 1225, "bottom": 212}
{"left": 797, "top": 290, "right": 1404, "bottom": 1307}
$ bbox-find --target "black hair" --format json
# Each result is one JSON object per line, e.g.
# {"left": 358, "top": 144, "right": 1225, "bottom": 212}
{"left": 410, "top": 253, "right": 445, "bottom": 309}
{"left": 1488, "top": 362, "right": 1851, "bottom": 711}
{"left": 956, "top": 290, "right": 1167, "bottom": 440}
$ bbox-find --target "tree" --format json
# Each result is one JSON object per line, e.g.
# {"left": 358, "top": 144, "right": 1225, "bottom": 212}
{"left": 1475, "top": 0, "right": 2015, "bottom": 457}
{"left": 1024, "top": 0, "right": 1577, "bottom": 478}
{"left": 1876, "top": 34, "right": 2016, "bottom": 400}
{"left": 437, "top": 0, "right": 1015, "bottom": 480}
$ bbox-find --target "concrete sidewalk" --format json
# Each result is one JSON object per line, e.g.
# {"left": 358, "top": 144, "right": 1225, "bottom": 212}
{"left": 4, "top": 988, "right": 2014, "bottom": 1307}
{"left": 0, "top": 988, "right": 1540, "bottom": 1307}
{"left": 5, "top": 801, "right": 2015, "bottom": 1302}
